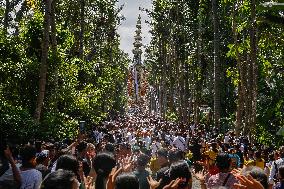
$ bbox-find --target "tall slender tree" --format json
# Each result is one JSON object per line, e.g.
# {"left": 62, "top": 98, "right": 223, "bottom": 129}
{"left": 250, "top": 0, "right": 257, "bottom": 135}
{"left": 34, "top": 0, "right": 51, "bottom": 121}
{"left": 212, "top": 0, "right": 221, "bottom": 128}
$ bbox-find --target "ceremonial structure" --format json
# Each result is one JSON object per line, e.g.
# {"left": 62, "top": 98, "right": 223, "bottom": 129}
{"left": 127, "top": 15, "right": 148, "bottom": 112}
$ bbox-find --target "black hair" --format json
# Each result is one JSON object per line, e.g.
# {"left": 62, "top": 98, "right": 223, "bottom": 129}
{"left": 255, "top": 151, "right": 262, "bottom": 159}
{"left": 279, "top": 146, "right": 284, "bottom": 158}
{"left": 41, "top": 169, "right": 76, "bottom": 189}
{"left": 35, "top": 141, "right": 42, "bottom": 153}
{"left": 20, "top": 145, "right": 37, "bottom": 168}
{"left": 115, "top": 173, "right": 139, "bottom": 189}
{"left": 137, "top": 154, "right": 149, "bottom": 167}
{"left": 242, "top": 166, "right": 268, "bottom": 189}
{"left": 169, "top": 161, "right": 191, "bottom": 188}
{"left": 168, "top": 150, "right": 180, "bottom": 163}
{"left": 36, "top": 153, "right": 48, "bottom": 164}
{"left": 55, "top": 154, "right": 79, "bottom": 175}
{"left": 216, "top": 153, "right": 231, "bottom": 171}
{"left": 93, "top": 152, "right": 116, "bottom": 189}
{"left": 76, "top": 141, "right": 88, "bottom": 153}
{"left": 156, "top": 167, "right": 171, "bottom": 189}
{"left": 278, "top": 165, "right": 284, "bottom": 179}
{"left": 105, "top": 143, "right": 115, "bottom": 153}
{"left": 157, "top": 148, "right": 168, "bottom": 158}
{"left": 268, "top": 153, "right": 274, "bottom": 161}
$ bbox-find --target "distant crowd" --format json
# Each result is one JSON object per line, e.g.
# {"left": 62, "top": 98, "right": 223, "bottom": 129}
{"left": 1, "top": 114, "right": 284, "bottom": 189}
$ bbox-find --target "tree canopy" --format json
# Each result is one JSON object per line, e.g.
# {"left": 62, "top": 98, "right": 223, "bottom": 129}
{"left": 0, "top": 0, "right": 283, "bottom": 145}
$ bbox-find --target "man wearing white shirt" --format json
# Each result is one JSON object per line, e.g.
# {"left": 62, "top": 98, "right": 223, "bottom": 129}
{"left": 143, "top": 135, "right": 151, "bottom": 149}
{"left": 190, "top": 123, "right": 195, "bottom": 133}
{"left": 127, "top": 132, "right": 134, "bottom": 143}
{"left": 224, "top": 135, "right": 230, "bottom": 144}
{"left": 173, "top": 134, "right": 186, "bottom": 151}
{"left": 269, "top": 146, "right": 284, "bottom": 186}
{"left": 151, "top": 140, "right": 161, "bottom": 156}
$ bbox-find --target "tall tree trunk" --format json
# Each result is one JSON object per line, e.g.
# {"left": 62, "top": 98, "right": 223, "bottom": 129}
{"left": 179, "top": 60, "right": 185, "bottom": 123}
{"left": 79, "top": 0, "right": 85, "bottom": 58}
{"left": 233, "top": 1, "right": 244, "bottom": 136}
{"left": 14, "top": 0, "right": 27, "bottom": 35}
{"left": 50, "top": 0, "right": 59, "bottom": 109}
{"left": 184, "top": 59, "right": 190, "bottom": 124}
{"left": 161, "top": 38, "right": 167, "bottom": 118}
{"left": 194, "top": 0, "right": 203, "bottom": 125}
{"left": 4, "top": 0, "right": 10, "bottom": 35}
{"left": 244, "top": 54, "right": 252, "bottom": 135}
{"left": 34, "top": 0, "right": 51, "bottom": 121}
{"left": 212, "top": 0, "right": 221, "bottom": 129}
{"left": 169, "top": 46, "right": 175, "bottom": 113}
{"left": 250, "top": 0, "right": 258, "bottom": 136}
{"left": 158, "top": 37, "right": 163, "bottom": 117}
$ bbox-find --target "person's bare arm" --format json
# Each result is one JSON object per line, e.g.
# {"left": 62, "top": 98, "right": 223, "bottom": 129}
{"left": 64, "top": 133, "right": 85, "bottom": 154}
{"left": 4, "top": 147, "right": 21, "bottom": 186}
{"left": 193, "top": 169, "right": 207, "bottom": 189}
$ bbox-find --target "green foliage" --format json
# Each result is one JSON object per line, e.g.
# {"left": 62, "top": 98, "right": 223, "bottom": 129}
{"left": 40, "top": 112, "right": 79, "bottom": 140}
{"left": 146, "top": 0, "right": 284, "bottom": 144}
{"left": 0, "top": 0, "right": 283, "bottom": 144}
{"left": 0, "top": 98, "right": 38, "bottom": 143}
{"left": 0, "top": 0, "right": 130, "bottom": 141}
{"left": 166, "top": 111, "right": 178, "bottom": 122}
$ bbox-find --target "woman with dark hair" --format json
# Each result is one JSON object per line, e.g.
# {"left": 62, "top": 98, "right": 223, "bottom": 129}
{"left": 115, "top": 173, "right": 139, "bottom": 189}
{"left": 169, "top": 161, "right": 192, "bottom": 189}
{"left": 206, "top": 153, "right": 238, "bottom": 189}
{"left": 93, "top": 152, "right": 116, "bottom": 189}
{"left": 55, "top": 154, "right": 79, "bottom": 176}
{"left": 40, "top": 169, "right": 79, "bottom": 189}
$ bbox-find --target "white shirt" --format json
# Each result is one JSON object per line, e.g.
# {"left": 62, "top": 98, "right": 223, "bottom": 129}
{"left": 173, "top": 136, "right": 186, "bottom": 151}
{"left": 144, "top": 136, "right": 151, "bottom": 149}
{"left": 240, "top": 144, "right": 245, "bottom": 153}
{"left": 224, "top": 135, "right": 230, "bottom": 144}
{"left": 190, "top": 124, "right": 195, "bottom": 133}
{"left": 128, "top": 132, "right": 134, "bottom": 143}
{"left": 0, "top": 164, "right": 21, "bottom": 183}
{"left": 20, "top": 169, "right": 42, "bottom": 189}
{"left": 151, "top": 142, "right": 161, "bottom": 155}
{"left": 93, "top": 130, "right": 100, "bottom": 142}
{"left": 130, "top": 137, "right": 137, "bottom": 147}
{"left": 269, "top": 158, "right": 284, "bottom": 184}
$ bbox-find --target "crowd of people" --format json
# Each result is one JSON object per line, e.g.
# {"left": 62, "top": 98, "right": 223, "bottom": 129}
{"left": 1, "top": 114, "right": 284, "bottom": 189}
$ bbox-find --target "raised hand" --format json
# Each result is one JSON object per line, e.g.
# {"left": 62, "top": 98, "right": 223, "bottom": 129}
{"left": 231, "top": 168, "right": 242, "bottom": 177}
{"left": 120, "top": 155, "right": 134, "bottom": 172}
{"left": 233, "top": 174, "right": 264, "bottom": 189}
{"left": 78, "top": 161, "right": 84, "bottom": 182}
{"left": 106, "top": 166, "right": 122, "bottom": 189}
{"left": 163, "top": 178, "right": 181, "bottom": 189}
{"left": 84, "top": 176, "right": 95, "bottom": 189}
{"left": 4, "top": 147, "right": 13, "bottom": 161}
{"left": 147, "top": 175, "right": 161, "bottom": 189}
{"left": 193, "top": 169, "right": 207, "bottom": 182}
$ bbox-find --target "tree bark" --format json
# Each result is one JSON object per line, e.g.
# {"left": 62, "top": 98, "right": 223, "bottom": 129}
{"left": 4, "top": 0, "right": 10, "bottom": 35}
{"left": 212, "top": 0, "right": 221, "bottom": 129}
{"left": 79, "top": 0, "right": 85, "bottom": 58}
{"left": 14, "top": 0, "right": 27, "bottom": 35}
{"left": 50, "top": 0, "right": 59, "bottom": 109}
{"left": 250, "top": 0, "right": 258, "bottom": 136}
{"left": 233, "top": 1, "right": 244, "bottom": 136}
{"left": 34, "top": 0, "right": 52, "bottom": 121}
